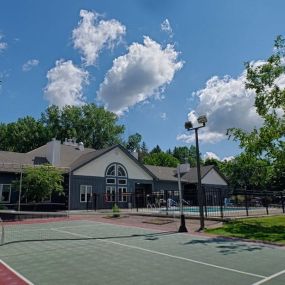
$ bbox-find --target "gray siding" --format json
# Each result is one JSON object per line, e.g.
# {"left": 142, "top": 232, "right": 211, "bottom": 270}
{"left": 0, "top": 172, "right": 19, "bottom": 205}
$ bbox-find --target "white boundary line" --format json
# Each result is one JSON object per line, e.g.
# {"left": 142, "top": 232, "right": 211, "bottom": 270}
{"left": 251, "top": 269, "right": 285, "bottom": 285}
{"left": 0, "top": 259, "right": 34, "bottom": 285}
{"left": 51, "top": 227, "right": 265, "bottom": 279}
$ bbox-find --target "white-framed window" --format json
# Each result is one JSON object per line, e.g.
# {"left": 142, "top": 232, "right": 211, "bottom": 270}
{"left": 106, "top": 178, "right": 116, "bottom": 184}
{"left": 0, "top": 184, "right": 11, "bottom": 203}
{"left": 106, "top": 186, "right": 116, "bottom": 202}
{"left": 106, "top": 164, "right": 116, "bottom": 176}
{"left": 105, "top": 163, "right": 128, "bottom": 203}
{"left": 117, "top": 165, "right": 126, "bottom": 177}
{"left": 118, "top": 187, "right": 127, "bottom": 202}
{"left": 118, "top": 179, "right": 127, "bottom": 185}
{"left": 80, "top": 185, "right": 92, "bottom": 203}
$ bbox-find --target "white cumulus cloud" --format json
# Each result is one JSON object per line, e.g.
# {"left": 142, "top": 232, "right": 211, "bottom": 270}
{"left": 98, "top": 36, "right": 183, "bottom": 115}
{"left": 177, "top": 66, "right": 264, "bottom": 144}
{"left": 0, "top": 34, "right": 7, "bottom": 52}
{"left": 44, "top": 60, "right": 89, "bottom": 107}
{"left": 204, "top": 151, "right": 234, "bottom": 162}
{"left": 160, "top": 112, "right": 167, "bottom": 120}
{"left": 22, "top": 59, "right": 39, "bottom": 71}
{"left": 72, "top": 10, "right": 126, "bottom": 66}
{"left": 161, "top": 19, "right": 173, "bottom": 37}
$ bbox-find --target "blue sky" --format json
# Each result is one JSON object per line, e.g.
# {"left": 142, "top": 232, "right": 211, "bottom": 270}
{"left": 0, "top": 0, "right": 284, "bottom": 161}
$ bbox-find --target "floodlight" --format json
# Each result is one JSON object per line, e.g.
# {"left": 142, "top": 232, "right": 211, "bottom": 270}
{"left": 197, "top": 115, "right": 207, "bottom": 125}
{"left": 184, "top": 121, "right": 193, "bottom": 130}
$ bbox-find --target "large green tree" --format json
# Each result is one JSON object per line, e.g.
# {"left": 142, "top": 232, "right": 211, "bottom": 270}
{"left": 1, "top": 117, "right": 47, "bottom": 152}
{"left": 228, "top": 36, "right": 285, "bottom": 189}
{"left": 15, "top": 165, "right": 64, "bottom": 203}
{"left": 41, "top": 104, "right": 125, "bottom": 149}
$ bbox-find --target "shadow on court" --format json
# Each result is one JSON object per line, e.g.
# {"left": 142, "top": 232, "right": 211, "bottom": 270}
{"left": 183, "top": 237, "right": 267, "bottom": 255}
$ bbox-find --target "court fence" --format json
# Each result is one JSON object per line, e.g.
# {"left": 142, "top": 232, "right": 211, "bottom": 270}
{"left": 85, "top": 188, "right": 285, "bottom": 218}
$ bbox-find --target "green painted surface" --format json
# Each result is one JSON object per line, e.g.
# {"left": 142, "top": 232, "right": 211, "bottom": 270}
{"left": 0, "top": 220, "right": 284, "bottom": 285}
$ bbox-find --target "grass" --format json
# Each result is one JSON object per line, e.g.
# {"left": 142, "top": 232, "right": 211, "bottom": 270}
{"left": 205, "top": 215, "right": 285, "bottom": 245}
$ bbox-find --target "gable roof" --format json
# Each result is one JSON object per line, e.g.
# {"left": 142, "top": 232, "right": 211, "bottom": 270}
{"left": 145, "top": 164, "right": 227, "bottom": 185}
{"left": 71, "top": 144, "right": 157, "bottom": 179}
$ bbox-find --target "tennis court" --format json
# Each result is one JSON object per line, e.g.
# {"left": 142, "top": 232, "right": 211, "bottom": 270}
{"left": 0, "top": 214, "right": 284, "bottom": 285}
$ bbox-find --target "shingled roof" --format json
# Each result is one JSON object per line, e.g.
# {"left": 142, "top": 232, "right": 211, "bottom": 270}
{"left": 145, "top": 164, "right": 217, "bottom": 184}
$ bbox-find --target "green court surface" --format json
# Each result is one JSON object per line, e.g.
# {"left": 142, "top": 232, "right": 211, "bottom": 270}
{"left": 0, "top": 219, "right": 284, "bottom": 285}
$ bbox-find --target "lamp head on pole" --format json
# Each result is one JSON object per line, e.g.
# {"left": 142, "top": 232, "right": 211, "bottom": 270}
{"left": 184, "top": 121, "right": 193, "bottom": 130}
{"left": 197, "top": 115, "right": 207, "bottom": 126}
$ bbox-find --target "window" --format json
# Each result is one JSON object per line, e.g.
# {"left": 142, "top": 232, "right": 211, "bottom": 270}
{"left": 80, "top": 185, "right": 92, "bottom": 203}
{"left": 0, "top": 184, "right": 11, "bottom": 203}
{"left": 118, "top": 179, "right": 127, "bottom": 185}
{"left": 106, "top": 165, "right": 116, "bottom": 176}
{"left": 117, "top": 165, "right": 126, "bottom": 177}
{"left": 106, "top": 178, "right": 116, "bottom": 184}
{"left": 118, "top": 187, "right": 127, "bottom": 202}
{"left": 105, "top": 163, "right": 128, "bottom": 203}
{"left": 106, "top": 186, "right": 116, "bottom": 202}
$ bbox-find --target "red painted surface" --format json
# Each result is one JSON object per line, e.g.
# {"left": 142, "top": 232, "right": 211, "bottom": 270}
{"left": 0, "top": 262, "right": 29, "bottom": 285}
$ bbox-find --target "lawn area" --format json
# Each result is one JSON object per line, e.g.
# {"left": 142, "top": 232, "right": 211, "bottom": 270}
{"left": 205, "top": 215, "right": 285, "bottom": 245}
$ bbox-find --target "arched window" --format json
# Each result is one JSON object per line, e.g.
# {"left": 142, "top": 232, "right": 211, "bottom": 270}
{"left": 105, "top": 163, "right": 128, "bottom": 203}
{"left": 106, "top": 164, "right": 116, "bottom": 176}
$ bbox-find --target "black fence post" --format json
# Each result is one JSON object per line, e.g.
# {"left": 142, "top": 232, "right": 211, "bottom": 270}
{"left": 219, "top": 190, "right": 224, "bottom": 219}
{"left": 281, "top": 192, "right": 285, "bottom": 214}
{"left": 245, "top": 191, "right": 249, "bottom": 216}
{"left": 204, "top": 187, "right": 208, "bottom": 218}
{"left": 265, "top": 193, "right": 269, "bottom": 215}
{"left": 165, "top": 190, "right": 169, "bottom": 216}
{"left": 135, "top": 191, "right": 139, "bottom": 212}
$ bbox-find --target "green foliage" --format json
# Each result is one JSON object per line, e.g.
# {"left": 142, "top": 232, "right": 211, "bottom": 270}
{"left": 0, "top": 117, "right": 47, "bottom": 152}
{"left": 150, "top": 145, "right": 162, "bottom": 154}
{"left": 172, "top": 145, "right": 201, "bottom": 166}
{"left": 228, "top": 36, "right": 285, "bottom": 189}
{"left": 14, "top": 165, "right": 64, "bottom": 203}
{"left": 125, "top": 133, "right": 142, "bottom": 152}
{"left": 221, "top": 154, "right": 272, "bottom": 190}
{"left": 41, "top": 104, "right": 125, "bottom": 149}
{"left": 112, "top": 204, "right": 120, "bottom": 218}
{"left": 0, "top": 103, "right": 125, "bottom": 152}
{"left": 143, "top": 152, "right": 179, "bottom": 167}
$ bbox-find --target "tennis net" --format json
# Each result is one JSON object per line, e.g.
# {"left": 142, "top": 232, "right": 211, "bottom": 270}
{"left": 0, "top": 210, "right": 72, "bottom": 245}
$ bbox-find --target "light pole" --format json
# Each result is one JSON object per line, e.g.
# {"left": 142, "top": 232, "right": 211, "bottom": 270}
{"left": 185, "top": 115, "right": 207, "bottom": 231}
{"left": 177, "top": 163, "right": 190, "bottom": 232}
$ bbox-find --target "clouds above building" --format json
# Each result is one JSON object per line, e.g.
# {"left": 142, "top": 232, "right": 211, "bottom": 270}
{"left": 44, "top": 60, "right": 89, "bottom": 107}
{"left": 98, "top": 36, "right": 183, "bottom": 115}
{"left": 22, "top": 59, "right": 39, "bottom": 72}
{"left": 161, "top": 19, "right": 173, "bottom": 38}
{"left": 177, "top": 66, "right": 264, "bottom": 144}
{"left": 72, "top": 10, "right": 126, "bottom": 66}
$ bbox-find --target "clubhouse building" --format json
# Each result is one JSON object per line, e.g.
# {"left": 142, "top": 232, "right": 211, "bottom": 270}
{"left": 0, "top": 139, "right": 228, "bottom": 210}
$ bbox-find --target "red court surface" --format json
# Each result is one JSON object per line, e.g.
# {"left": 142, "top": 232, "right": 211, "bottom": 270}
{"left": 0, "top": 261, "right": 31, "bottom": 285}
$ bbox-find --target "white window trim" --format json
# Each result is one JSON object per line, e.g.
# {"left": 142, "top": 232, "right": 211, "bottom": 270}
{"left": 105, "top": 186, "right": 116, "bottom": 202}
{"left": 118, "top": 187, "right": 128, "bottom": 202}
{"left": 0, "top": 184, "right": 11, "bottom": 203}
{"left": 80, "top": 185, "right": 92, "bottom": 203}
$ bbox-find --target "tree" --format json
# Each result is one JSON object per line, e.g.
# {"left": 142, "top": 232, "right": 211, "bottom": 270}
{"left": 150, "top": 145, "right": 162, "bottom": 154}
{"left": 1, "top": 117, "right": 47, "bottom": 152}
{"left": 138, "top": 141, "right": 148, "bottom": 162}
{"left": 143, "top": 152, "right": 179, "bottom": 167}
{"left": 15, "top": 165, "right": 64, "bottom": 202}
{"left": 222, "top": 154, "right": 272, "bottom": 190}
{"left": 125, "top": 133, "right": 142, "bottom": 152}
{"left": 41, "top": 104, "right": 125, "bottom": 149}
{"left": 228, "top": 36, "right": 285, "bottom": 189}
